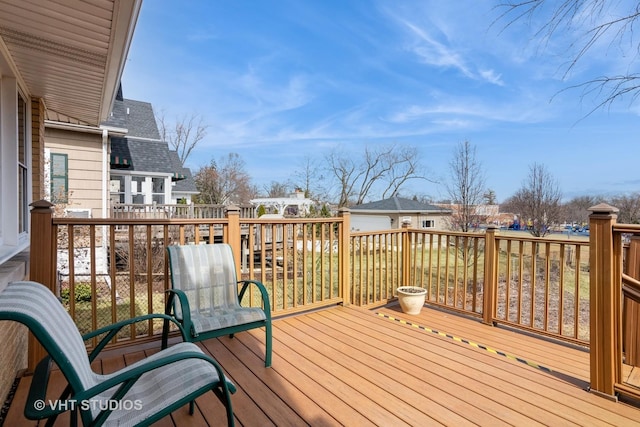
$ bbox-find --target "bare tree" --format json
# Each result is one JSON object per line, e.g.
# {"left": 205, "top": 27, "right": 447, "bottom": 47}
{"left": 326, "top": 144, "right": 428, "bottom": 208}
{"left": 157, "top": 112, "right": 208, "bottom": 164}
{"left": 264, "top": 181, "right": 289, "bottom": 198}
{"left": 563, "top": 195, "right": 598, "bottom": 225}
{"left": 446, "top": 141, "right": 486, "bottom": 232}
{"left": 496, "top": 1, "right": 640, "bottom": 114}
{"left": 293, "top": 156, "right": 329, "bottom": 202}
{"left": 326, "top": 149, "right": 358, "bottom": 208}
{"left": 193, "top": 153, "right": 257, "bottom": 205}
{"left": 608, "top": 193, "right": 640, "bottom": 224}
{"left": 380, "top": 145, "right": 424, "bottom": 199}
{"left": 510, "top": 163, "right": 562, "bottom": 237}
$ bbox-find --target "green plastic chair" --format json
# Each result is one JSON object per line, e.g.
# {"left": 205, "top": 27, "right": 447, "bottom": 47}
{"left": 163, "top": 243, "right": 272, "bottom": 367}
{"left": 0, "top": 281, "right": 236, "bottom": 427}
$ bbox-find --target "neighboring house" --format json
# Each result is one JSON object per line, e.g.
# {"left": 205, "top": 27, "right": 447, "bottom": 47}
{"left": 0, "top": 0, "right": 141, "bottom": 410}
{"left": 350, "top": 196, "right": 452, "bottom": 232}
{"left": 434, "top": 203, "right": 503, "bottom": 228}
{"left": 44, "top": 88, "right": 198, "bottom": 219}
{"left": 168, "top": 151, "right": 198, "bottom": 204}
{"left": 44, "top": 110, "right": 127, "bottom": 219}
{"left": 105, "top": 95, "right": 197, "bottom": 208}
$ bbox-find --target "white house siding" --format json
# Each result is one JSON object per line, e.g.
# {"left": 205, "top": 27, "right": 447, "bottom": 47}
{"left": 45, "top": 128, "right": 104, "bottom": 218}
{"left": 351, "top": 214, "right": 392, "bottom": 232}
{"left": 384, "top": 213, "right": 449, "bottom": 231}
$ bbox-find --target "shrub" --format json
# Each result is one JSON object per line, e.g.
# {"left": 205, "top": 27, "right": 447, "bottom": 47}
{"left": 61, "top": 283, "right": 93, "bottom": 303}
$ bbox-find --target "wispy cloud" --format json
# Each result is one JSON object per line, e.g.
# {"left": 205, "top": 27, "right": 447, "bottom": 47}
{"left": 236, "top": 68, "right": 314, "bottom": 113}
{"left": 401, "top": 19, "right": 475, "bottom": 78}
{"left": 385, "top": 9, "right": 504, "bottom": 87}
{"left": 384, "top": 96, "right": 551, "bottom": 126}
{"left": 479, "top": 69, "right": 504, "bottom": 86}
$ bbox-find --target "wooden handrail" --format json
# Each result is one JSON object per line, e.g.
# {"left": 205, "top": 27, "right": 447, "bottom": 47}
{"left": 623, "top": 273, "right": 640, "bottom": 304}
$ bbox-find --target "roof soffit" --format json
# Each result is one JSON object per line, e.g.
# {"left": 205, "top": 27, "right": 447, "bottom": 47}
{"left": 0, "top": 0, "right": 142, "bottom": 125}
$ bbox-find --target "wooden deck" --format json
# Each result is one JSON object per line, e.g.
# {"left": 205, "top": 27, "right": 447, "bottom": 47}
{"left": 6, "top": 303, "right": 640, "bottom": 426}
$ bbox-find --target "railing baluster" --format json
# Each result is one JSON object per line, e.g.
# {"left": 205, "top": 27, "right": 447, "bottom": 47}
{"left": 68, "top": 225, "right": 76, "bottom": 326}
{"left": 530, "top": 241, "right": 537, "bottom": 328}
{"left": 544, "top": 242, "right": 551, "bottom": 332}
{"left": 518, "top": 241, "right": 524, "bottom": 325}
{"left": 128, "top": 225, "right": 135, "bottom": 340}
{"left": 575, "top": 242, "right": 581, "bottom": 340}
{"left": 146, "top": 224, "right": 153, "bottom": 337}
{"left": 558, "top": 243, "right": 566, "bottom": 337}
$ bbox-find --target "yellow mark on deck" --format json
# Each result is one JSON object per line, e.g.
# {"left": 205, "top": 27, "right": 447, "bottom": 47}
{"left": 375, "top": 312, "right": 552, "bottom": 373}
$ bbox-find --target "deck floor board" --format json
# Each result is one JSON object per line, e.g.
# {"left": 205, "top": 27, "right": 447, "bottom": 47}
{"left": 7, "top": 303, "right": 640, "bottom": 426}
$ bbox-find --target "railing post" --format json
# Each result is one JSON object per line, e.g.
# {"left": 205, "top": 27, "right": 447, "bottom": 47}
{"left": 339, "top": 208, "right": 351, "bottom": 306}
{"left": 401, "top": 219, "right": 411, "bottom": 286}
{"left": 588, "top": 203, "right": 620, "bottom": 399}
{"left": 482, "top": 225, "right": 498, "bottom": 326}
{"left": 29, "top": 200, "right": 55, "bottom": 289}
{"left": 28, "top": 199, "right": 55, "bottom": 371}
{"left": 624, "top": 235, "right": 640, "bottom": 366}
{"left": 225, "top": 205, "right": 242, "bottom": 274}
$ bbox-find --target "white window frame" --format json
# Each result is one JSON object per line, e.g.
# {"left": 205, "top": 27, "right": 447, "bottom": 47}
{"left": 151, "top": 176, "right": 165, "bottom": 205}
{"left": 110, "top": 172, "right": 171, "bottom": 205}
{"left": 422, "top": 219, "right": 435, "bottom": 229}
{"left": 0, "top": 73, "right": 31, "bottom": 264}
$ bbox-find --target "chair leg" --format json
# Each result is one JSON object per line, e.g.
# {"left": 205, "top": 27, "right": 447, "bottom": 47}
{"left": 189, "top": 400, "right": 195, "bottom": 415}
{"left": 161, "top": 318, "right": 170, "bottom": 349}
{"left": 265, "top": 320, "right": 272, "bottom": 368}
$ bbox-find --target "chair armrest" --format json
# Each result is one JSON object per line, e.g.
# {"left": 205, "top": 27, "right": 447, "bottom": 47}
{"left": 238, "top": 280, "right": 271, "bottom": 319}
{"left": 163, "top": 289, "right": 196, "bottom": 349}
{"left": 164, "top": 289, "right": 194, "bottom": 332}
{"left": 82, "top": 314, "right": 187, "bottom": 361}
{"left": 24, "top": 356, "right": 70, "bottom": 420}
{"left": 77, "top": 350, "right": 237, "bottom": 401}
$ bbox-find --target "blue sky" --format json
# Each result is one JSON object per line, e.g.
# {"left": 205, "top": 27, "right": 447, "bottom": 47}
{"left": 121, "top": 0, "right": 640, "bottom": 203}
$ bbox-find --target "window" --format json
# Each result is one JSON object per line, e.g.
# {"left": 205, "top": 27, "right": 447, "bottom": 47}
{"left": 131, "top": 176, "right": 145, "bottom": 204}
{"left": 151, "top": 177, "right": 165, "bottom": 204}
{"left": 422, "top": 220, "right": 435, "bottom": 228}
{"left": 110, "top": 174, "right": 168, "bottom": 205}
{"left": 110, "top": 176, "right": 125, "bottom": 204}
{"left": 50, "top": 153, "right": 68, "bottom": 203}
{"left": 0, "top": 75, "right": 31, "bottom": 263}
{"left": 18, "top": 94, "right": 28, "bottom": 233}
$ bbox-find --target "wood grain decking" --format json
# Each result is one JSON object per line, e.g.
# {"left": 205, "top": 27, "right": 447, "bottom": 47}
{"left": 6, "top": 303, "right": 640, "bottom": 426}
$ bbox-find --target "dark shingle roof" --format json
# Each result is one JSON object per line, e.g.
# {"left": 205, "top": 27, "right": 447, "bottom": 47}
{"left": 102, "top": 98, "right": 127, "bottom": 129}
{"left": 102, "top": 98, "right": 160, "bottom": 140}
{"left": 168, "top": 151, "right": 198, "bottom": 193}
{"left": 350, "top": 196, "right": 451, "bottom": 213}
{"left": 111, "top": 137, "right": 174, "bottom": 173}
{"left": 106, "top": 94, "right": 195, "bottom": 189}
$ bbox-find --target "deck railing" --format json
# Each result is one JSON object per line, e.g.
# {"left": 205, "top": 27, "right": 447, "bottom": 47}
{"left": 28, "top": 201, "right": 640, "bottom": 404}
{"left": 29, "top": 202, "right": 592, "bottom": 358}
{"left": 28, "top": 207, "right": 351, "bottom": 354}
{"left": 111, "top": 203, "right": 255, "bottom": 220}
{"left": 349, "top": 224, "right": 590, "bottom": 345}
{"left": 588, "top": 204, "right": 640, "bottom": 401}
{"left": 350, "top": 228, "right": 487, "bottom": 316}
{"left": 238, "top": 218, "right": 347, "bottom": 314}
{"left": 492, "top": 233, "right": 590, "bottom": 344}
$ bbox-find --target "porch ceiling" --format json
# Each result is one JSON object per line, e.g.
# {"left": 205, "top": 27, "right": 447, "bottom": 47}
{"left": 0, "top": 0, "right": 142, "bottom": 125}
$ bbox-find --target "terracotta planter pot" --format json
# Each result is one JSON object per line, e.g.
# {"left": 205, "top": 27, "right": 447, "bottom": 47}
{"left": 396, "top": 286, "right": 427, "bottom": 315}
